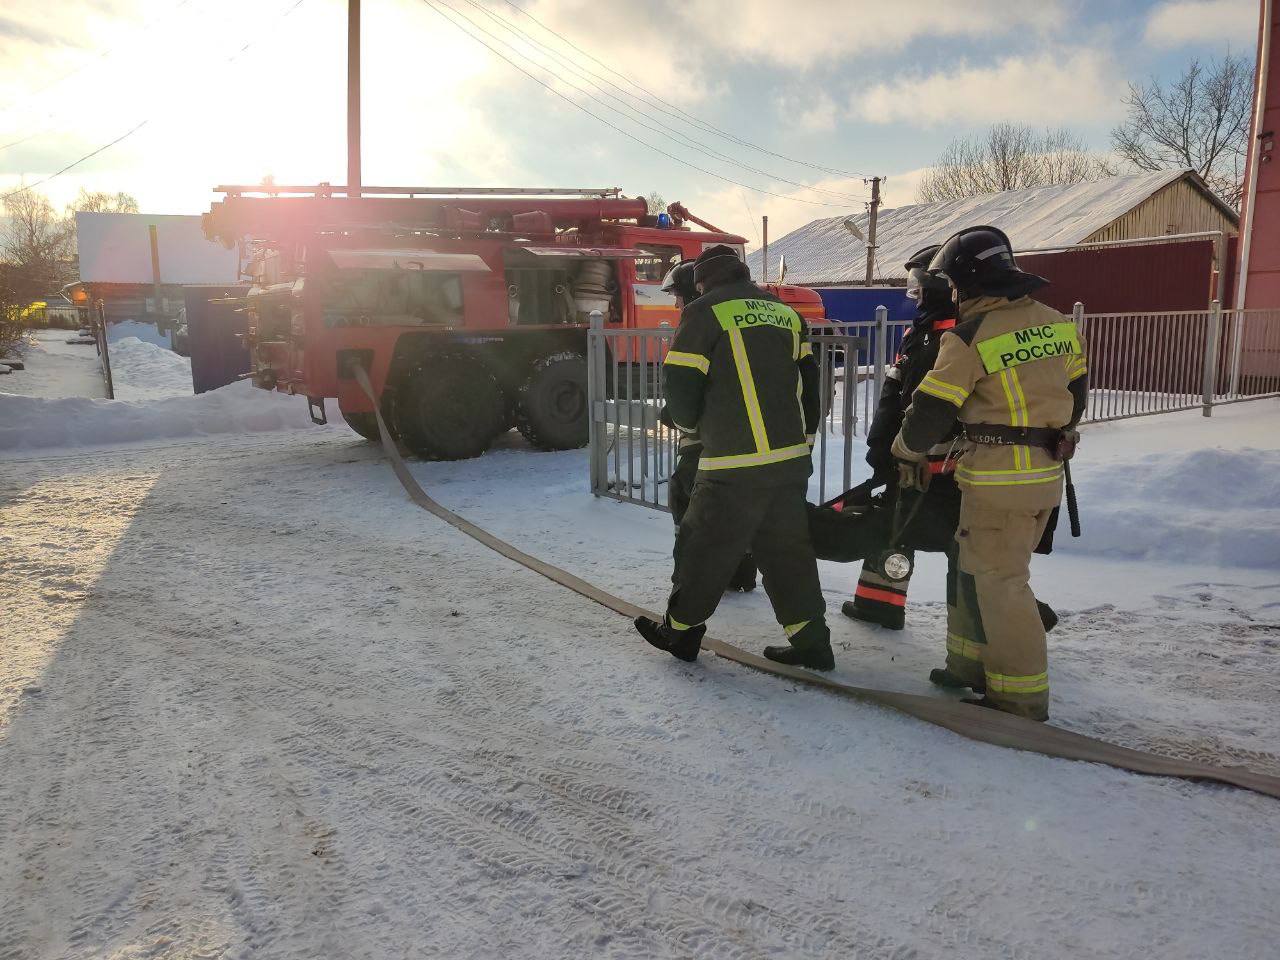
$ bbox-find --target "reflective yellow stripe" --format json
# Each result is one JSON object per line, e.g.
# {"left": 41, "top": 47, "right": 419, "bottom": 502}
{"left": 664, "top": 350, "right": 709, "bottom": 375}
{"left": 668, "top": 615, "right": 701, "bottom": 632}
{"left": 985, "top": 670, "right": 1049, "bottom": 695}
{"left": 947, "top": 633, "right": 984, "bottom": 661}
{"left": 917, "top": 374, "right": 969, "bottom": 407}
{"left": 785, "top": 620, "right": 809, "bottom": 638}
{"left": 956, "top": 462, "right": 1063, "bottom": 487}
{"left": 998, "top": 370, "right": 1023, "bottom": 470}
{"left": 700, "top": 443, "right": 812, "bottom": 471}
{"left": 799, "top": 340, "right": 813, "bottom": 359}
{"left": 1067, "top": 355, "right": 1088, "bottom": 381}
{"left": 727, "top": 327, "right": 770, "bottom": 453}
{"left": 1010, "top": 369, "right": 1030, "bottom": 469}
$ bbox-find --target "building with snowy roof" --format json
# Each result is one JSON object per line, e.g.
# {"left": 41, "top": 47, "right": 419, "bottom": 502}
{"left": 748, "top": 169, "right": 1239, "bottom": 287}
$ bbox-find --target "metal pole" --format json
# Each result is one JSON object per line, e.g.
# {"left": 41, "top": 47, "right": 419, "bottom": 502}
{"left": 762, "top": 215, "right": 769, "bottom": 283}
{"left": 1202, "top": 299, "right": 1222, "bottom": 417}
{"left": 873, "top": 305, "right": 888, "bottom": 403}
{"left": 864, "top": 176, "right": 882, "bottom": 286}
{"left": 348, "top": 0, "right": 361, "bottom": 198}
{"left": 588, "top": 310, "right": 605, "bottom": 494}
{"left": 1234, "top": 0, "right": 1273, "bottom": 312}
{"left": 148, "top": 224, "right": 162, "bottom": 317}
{"left": 96, "top": 299, "right": 114, "bottom": 400}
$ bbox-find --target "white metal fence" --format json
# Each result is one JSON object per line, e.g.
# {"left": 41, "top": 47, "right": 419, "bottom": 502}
{"left": 588, "top": 302, "right": 1280, "bottom": 512}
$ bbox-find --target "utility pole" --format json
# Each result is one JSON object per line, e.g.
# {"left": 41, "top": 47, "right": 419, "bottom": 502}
{"left": 863, "top": 176, "right": 882, "bottom": 286}
{"left": 348, "top": 0, "right": 361, "bottom": 197}
{"left": 762, "top": 215, "right": 769, "bottom": 283}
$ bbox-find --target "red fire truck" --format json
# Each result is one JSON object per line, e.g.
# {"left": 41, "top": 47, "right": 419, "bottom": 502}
{"left": 202, "top": 185, "right": 824, "bottom": 459}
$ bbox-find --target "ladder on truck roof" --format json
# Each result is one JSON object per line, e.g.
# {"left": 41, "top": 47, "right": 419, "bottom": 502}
{"left": 214, "top": 185, "right": 624, "bottom": 199}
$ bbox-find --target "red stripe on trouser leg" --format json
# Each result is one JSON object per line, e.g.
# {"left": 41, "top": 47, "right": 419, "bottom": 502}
{"left": 855, "top": 585, "right": 907, "bottom": 607}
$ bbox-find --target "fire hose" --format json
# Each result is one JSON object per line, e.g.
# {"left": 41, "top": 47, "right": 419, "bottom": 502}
{"left": 351, "top": 365, "right": 1280, "bottom": 801}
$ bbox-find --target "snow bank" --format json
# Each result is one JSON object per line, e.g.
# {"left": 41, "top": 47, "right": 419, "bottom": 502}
{"left": 0, "top": 380, "right": 321, "bottom": 453}
{"left": 109, "top": 336, "right": 193, "bottom": 400}
{"left": 1063, "top": 446, "right": 1280, "bottom": 568}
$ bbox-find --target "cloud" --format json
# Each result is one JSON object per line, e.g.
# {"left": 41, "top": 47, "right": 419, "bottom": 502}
{"left": 685, "top": 0, "right": 1066, "bottom": 67}
{"left": 1144, "top": 1, "right": 1258, "bottom": 48}
{"left": 852, "top": 49, "right": 1121, "bottom": 126}
{"left": 0, "top": 13, "right": 83, "bottom": 48}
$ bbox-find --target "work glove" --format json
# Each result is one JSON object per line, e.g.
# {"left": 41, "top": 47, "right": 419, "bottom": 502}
{"left": 895, "top": 458, "right": 931, "bottom": 492}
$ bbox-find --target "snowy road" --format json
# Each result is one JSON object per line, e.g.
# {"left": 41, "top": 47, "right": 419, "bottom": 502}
{"left": 2, "top": 410, "right": 1279, "bottom": 959}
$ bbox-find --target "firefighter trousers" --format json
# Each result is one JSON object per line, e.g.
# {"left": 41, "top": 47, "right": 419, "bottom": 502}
{"left": 668, "top": 477, "right": 825, "bottom": 639}
{"left": 948, "top": 495, "right": 1055, "bottom": 720}
{"left": 670, "top": 445, "right": 756, "bottom": 587}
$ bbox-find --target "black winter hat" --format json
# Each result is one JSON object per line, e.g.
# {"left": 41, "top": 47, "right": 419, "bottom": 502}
{"left": 693, "top": 244, "right": 749, "bottom": 287}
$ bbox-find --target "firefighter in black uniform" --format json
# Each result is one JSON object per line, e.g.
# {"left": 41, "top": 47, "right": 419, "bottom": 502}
{"left": 662, "top": 259, "right": 757, "bottom": 592}
{"left": 635, "top": 245, "right": 833, "bottom": 670}
{"left": 841, "top": 245, "right": 962, "bottom": 630}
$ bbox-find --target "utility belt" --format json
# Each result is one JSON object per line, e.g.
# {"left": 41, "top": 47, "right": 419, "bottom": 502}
{"left": 960, "top": 423, "right": 1079, "bottom": 461}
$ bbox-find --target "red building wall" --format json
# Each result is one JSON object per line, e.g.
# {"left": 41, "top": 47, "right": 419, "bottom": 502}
{"left": 1019, "top": 240, "right": 1216, "bottom": 314}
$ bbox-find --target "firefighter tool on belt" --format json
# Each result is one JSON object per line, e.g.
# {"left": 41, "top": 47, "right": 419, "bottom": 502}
{"left": 634, "top": 244, "right": 834, "bottom": 671}
{"left": 891, "top": 225, "right": 1088, "bottom": 722}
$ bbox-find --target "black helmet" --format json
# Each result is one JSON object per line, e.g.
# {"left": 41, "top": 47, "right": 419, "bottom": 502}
{"left": 661, "top": 259, "right": 699, "bottom": 302}
{"left": 693, "top": 243, "right": 749, "bottom": 290}
{"left": 929, "top": 225, "right": 1046, "bottom": 301}
{"left": 903, "top": 244, "right": 948, "bottom": 303}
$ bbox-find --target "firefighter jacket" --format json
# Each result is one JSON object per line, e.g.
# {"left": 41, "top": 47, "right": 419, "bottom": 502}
{"left": 892, "top": 295, "right": 1088, "bottom": 508}
{"left": 865, "top": 304, "right": 958, "bottom": 480}
{"left": 663, "top": 279, "right": 821, "bottom": 485}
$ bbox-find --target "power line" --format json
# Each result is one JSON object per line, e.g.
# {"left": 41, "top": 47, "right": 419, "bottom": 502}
{"left": 420, "top": 0, "right": 854, "bottom": 208}
{"left": 0, "top": 122, "right": 149, "bottom": 201}
{"left": 0, "top": 0, "right": 310, "bottom": 201}
{"left": 497, "top": 0, "right": 871, "bottom": 182}
{"left": 445, "top": 0, "right": 868, "bottom": 204}
{"left": 0, "top": 0, "right": 200, "bottom": 116}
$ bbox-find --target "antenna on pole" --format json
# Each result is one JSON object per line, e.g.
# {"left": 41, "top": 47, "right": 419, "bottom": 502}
{"left": 348, "top": 0, "right": 361, "bottom": 198}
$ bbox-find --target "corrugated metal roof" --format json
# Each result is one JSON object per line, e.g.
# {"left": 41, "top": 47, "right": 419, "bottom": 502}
{"left": 748, "top": 169, "right": 1191, "bottom": 285}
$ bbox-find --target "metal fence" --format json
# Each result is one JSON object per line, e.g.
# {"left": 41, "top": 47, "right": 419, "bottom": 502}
{"left": 587, "top": 309, "right": 910, "bottom": 510}
{"left": 1078, "top": 302, "right": 1280, "bottom": 423}
{"left": 589, "top": 302, "right": 1280, "bottom": 512}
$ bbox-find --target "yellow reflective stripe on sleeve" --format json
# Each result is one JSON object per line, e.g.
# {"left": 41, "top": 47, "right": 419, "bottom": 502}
{"left": 699, "top": 443, "right": 812, "bottom": 471}
{"left": 664, "top": 350, "right": 710, "bottom": 375}
{"left": 1067, "top": 355, "right": 1089, "bottom": 381}
{"left": 727, "top": 327, "right": 770, "bottom": 453}
{"left": 799, "top": 340, "right": 813, "bottom": 359}
{"left": 985, "top": 670, "right": 1049, "bottom": 695}
{"left": 784, "top": 620, "right": 810, "bottom": 638}
{"left": 916, "top": 373, "right": 969, "bottom": 407}
{"left": 947, "top": 633, "right": 984, "bottom": 662}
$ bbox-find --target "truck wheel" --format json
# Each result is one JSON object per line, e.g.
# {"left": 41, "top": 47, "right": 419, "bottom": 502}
{"left": 394, "top": 353, "right": 504, "bottom": 460}
{"left": 516, "top": 352, "right": 589, "bottom": 450}
{"left": 341, "top": 411, "right": 382, "bottom": 442}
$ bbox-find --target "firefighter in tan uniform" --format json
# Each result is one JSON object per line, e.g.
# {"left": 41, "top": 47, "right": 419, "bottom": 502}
{"left": 891, "top": 226, "right": 1088, "bottom": 721}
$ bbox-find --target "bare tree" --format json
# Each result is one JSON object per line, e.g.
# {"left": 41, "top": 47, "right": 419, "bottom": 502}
{"left": 917, "top": 124, "right": 1114, "bottom": 203}
{"left": 2, "top": 190, "right": 74, "bottom": 300}
{"left": 645, "top": 191, "right": 666, "bottom": 215}
{"left": 1111, "top": 55, "right": 1254, "bottom": 209}
{"left": 62, "top": 188, "right": 141, "bottom": 254}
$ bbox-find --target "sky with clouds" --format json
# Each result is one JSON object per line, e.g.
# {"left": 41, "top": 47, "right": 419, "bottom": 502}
{"left": 0, "top": 0, "right": 1263, "bottom": 245}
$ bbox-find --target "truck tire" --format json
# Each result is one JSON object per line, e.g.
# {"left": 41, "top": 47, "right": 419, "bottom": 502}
{"left": 394, "top": 353, "right": 504, "bottom": 460}
{"left": 341, "top": 411, "right": 382, "bottom": 442}
{"left": 516, "top": 352, "right": 589, "bottom": 450}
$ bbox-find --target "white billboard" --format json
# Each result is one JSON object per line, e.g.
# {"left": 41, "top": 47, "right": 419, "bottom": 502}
{"left": 76, "top": 212, "right": 239, "bottom": 285}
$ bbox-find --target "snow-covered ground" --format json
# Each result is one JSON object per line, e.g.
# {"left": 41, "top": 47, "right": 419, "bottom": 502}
{"left": 0, "top": 329, "right": 108, "bottom": 400}
{"left": 1, "top": 378, "right": 1278, "bottom": 958}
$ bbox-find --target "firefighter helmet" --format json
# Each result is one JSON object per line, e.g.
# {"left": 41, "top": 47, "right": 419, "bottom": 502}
{"left": 661, "top": 259, "right": 699, "bottom": 302}
{"left": 928, "top": 225, "right": 1046, "bottom": 301}
{"left": 904, "top": 244, "right": 947, "bottom": 302}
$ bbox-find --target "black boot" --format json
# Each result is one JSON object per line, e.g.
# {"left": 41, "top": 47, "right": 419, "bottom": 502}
{"left": 763, "top": 620, "right": 835, "bottom": 672}
{"left": 929, "top": 668, "right": 985, "bottom": 694}
{"left": 726, "top": 555, "right": 758, "bottom": 593}
{"left": 634, "top": 616, "right": 705, "bottom": 663}
{"left": 1037, "top": 601, "right": 1059, "bottom": 633}
{"left": 840, "top": 600, "right": 905, "bottom": 631}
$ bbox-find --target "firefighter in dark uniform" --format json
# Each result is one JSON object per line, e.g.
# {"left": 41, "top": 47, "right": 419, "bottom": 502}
{"left": 892, "top": 226, "right": 1088, "bottom": 721}
{"left": 635, "top": 244, "right": 832, "bottom": 670}
{"left": 841, "top": 245, "right": 962, "bottom": 630}
{"left": 662, "top": 259, "right": 757, "bottom": 592}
